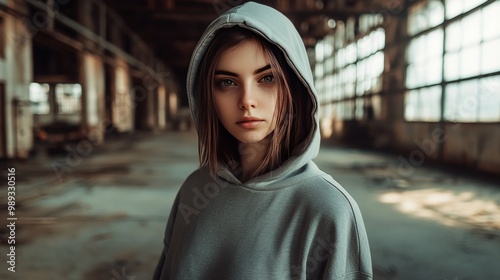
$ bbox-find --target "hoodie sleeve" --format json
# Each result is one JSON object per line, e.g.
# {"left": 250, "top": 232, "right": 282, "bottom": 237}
{"left": 312, "top": 176, "right": 372, "bottom": 280}
{"left": 152, "top": 192, "right": 181, "bottom": 280}
{"left": 324, "top": 203, "right": 373, "bottom": 279}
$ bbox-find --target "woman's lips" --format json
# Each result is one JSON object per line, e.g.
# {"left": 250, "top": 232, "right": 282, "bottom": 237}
{"left": 237, "top": 120, "right": 264, "bottom": 129}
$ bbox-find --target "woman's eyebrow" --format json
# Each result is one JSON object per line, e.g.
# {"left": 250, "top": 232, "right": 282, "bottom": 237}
{"left": 214, "top": 65, "right": 271, "bottom": 77}
{"left": 254, "top": 65, "right": 271, "bottom": 74}
{"left": 214, "top": 70, "right": 237, "bottom": 77}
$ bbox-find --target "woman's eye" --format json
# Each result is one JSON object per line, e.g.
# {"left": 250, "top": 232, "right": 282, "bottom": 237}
{"left": 260, "top": 75, "right": 275, "bottom": 83}
{"left": 217, "top": 79, "right": 236, "bottom": 87}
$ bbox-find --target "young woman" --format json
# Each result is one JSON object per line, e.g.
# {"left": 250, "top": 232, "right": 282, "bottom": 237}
{"left": 153, "top": 2, "right": 372, "bottom": 279}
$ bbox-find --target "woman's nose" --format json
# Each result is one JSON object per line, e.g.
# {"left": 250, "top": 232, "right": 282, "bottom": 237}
{"left": 239, "top": 83, "right": 257, "bottom": 109}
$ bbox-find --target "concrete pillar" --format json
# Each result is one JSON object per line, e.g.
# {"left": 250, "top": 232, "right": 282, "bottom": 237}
{"left": 0, "top": 9, "right": 34, "bottom": 159}
{"left": 382, "top": 11, "right": 407, "bottom": 123}
{"left": 157, "top": 84, "right": 166, "bottom": 130}
{"left": 80, "top": 52, "right": 105, "bottom": 144}
{"left": 112, "top": 59, "right": 133, "bottom": 132}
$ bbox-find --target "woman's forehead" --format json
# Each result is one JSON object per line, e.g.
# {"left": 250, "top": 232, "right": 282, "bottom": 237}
{"left": 215, "top": 40, "right": 270, "bottom": 72}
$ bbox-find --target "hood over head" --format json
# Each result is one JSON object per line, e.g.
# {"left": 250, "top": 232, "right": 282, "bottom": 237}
{"left": 186, "top": 1, "right": 320, "bottom": 188}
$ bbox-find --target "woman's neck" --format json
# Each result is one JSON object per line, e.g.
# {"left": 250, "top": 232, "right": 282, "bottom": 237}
{"left": 238, "top": 138, "right": 270, "bottom": 183}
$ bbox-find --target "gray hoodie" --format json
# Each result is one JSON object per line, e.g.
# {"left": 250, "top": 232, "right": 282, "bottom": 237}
{"left": 153, "top": 2, "right": 372, "bottom": 279}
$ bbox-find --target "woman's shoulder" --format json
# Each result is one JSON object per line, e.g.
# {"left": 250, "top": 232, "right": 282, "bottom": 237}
{"left": 294, "top": 166, "right": 364, "bottom": 221}
{"left": 178, "top": 167, "right": 212, "bottom": 189}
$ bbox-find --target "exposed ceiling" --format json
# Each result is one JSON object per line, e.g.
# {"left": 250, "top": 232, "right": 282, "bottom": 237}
{"left": 103, "top": 0, "right": 390, "bottom": 83}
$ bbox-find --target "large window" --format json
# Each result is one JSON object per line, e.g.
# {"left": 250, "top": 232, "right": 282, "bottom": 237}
{"left": 405, "top": 0, "right": 444, "bottom": 121}
{"left": 405, "top": 0, "right": 500, "bottom": 122}
{"left": 316, "top": 14, "right": 385, "bottom": 123}
{"left": 444, "top": 0, "right": 500, "bottom": 122}
{"left": 29, "top": 83, "right": 82, "bottom": 115}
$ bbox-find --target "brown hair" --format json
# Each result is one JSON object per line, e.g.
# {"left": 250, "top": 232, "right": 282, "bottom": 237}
{"left": 195, "top": 26, "right": 312, "bottom": 179}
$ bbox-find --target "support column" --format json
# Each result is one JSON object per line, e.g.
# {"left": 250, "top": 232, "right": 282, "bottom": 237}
{"left": 0, "top": 10, "right": 33, "bottom": 159}
{"left": 80, "top": 51, "right": 105, "bottom": 144}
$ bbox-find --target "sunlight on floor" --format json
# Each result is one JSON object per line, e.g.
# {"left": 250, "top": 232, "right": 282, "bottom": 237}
{"left": 379, "top": 189, "right": 500, "bottom": 232}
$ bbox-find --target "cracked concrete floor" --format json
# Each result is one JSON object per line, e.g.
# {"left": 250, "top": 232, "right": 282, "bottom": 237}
{"left": 0, "top": 130, "right": 499, "bottom": 280}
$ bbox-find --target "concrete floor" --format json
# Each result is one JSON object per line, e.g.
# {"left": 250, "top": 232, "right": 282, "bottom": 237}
{"left": 0, "top": 130, "right": 499, "bottom": 280}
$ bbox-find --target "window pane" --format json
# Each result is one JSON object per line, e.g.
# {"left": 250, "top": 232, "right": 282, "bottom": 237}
{"left": 445, "top": 21, "right": 461, "bottom": 52}
{"left": 29, "top": 83, "right": 50, "bottom": 114}
{"left": 409, "top": 0, "right": 444, "bottom": 34}
{"left": 416, "top": 64, "right": 427, "bottom": 87}
{"left": 345, "top": 83, "right": 355, "bottom": 97}
{"left": 478, "top": 76, "right": 500, "bottom": 121}
{"left": 458, "top": 79, "right": 480, "bottom": 122}
{"left": 428, "top": 0, "right": 444, "bottom": 27}
{"left": 462, "top": 0, "right": 487, "bottom": 13}
{"left": 461, "top": 12, "right": 482, "bottom": 47}
{"left": 323, "top": 40, "right": 333, "bottom": 57}
{"left": 336, "top": 49, "right": 344, "bottom": 68}
{"left": 357, "top": 59, "right": 365, "bottom": 81}
{"left": 405, "top": 90, "right": 420, "bottom": 121}
{"left": 483, "top": 1, "right": 500, "bottom": 40}
{"left": 316, "top": 41, "right": 325, "bottom": 62}
{"left": 373, "top": 51, "right": 384, "bottom": 76}
{"left": 481, "top": 38, "right": 500, "bottom": 74}
{"left": 413, "top": 35, "right": 427, "bottom": 62}
{"left": 346, "top": 43, "right": 357, "bottom": 63}
{"left": 406, "top": 64, "right": 417, "bottom": 88}
{"left": 444, "top": 52, "right": 460, "bottom": 81}
{"left": 446, "top": 0, "right": 463, "bottom": 19}
{"left": 358, "top": 37, "right": 369, "bottom": 58}
{"left": 426, "top": 57, "right": 442, "bottom": 85}
{"left": 460, "top": 46, "right": 481, "bottom": 78}
{"left": 420, "top": 85, "right": 442, "bottom": 121}
{"left": 315, "top": 63, "right": 324, "bottom": 78}
{"left": 374, "top": 28, "right": 385, "bottom": 51}
{"left": 427, "top": 28, "right": 444, "bottom": 57}
{"left": 350, "top": 64, "right": 358, "bottom": 82}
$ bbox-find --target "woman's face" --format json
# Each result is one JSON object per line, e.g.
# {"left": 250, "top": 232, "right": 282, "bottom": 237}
{"left": 212, "top": 40, "right": 278, "bottom": 144}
